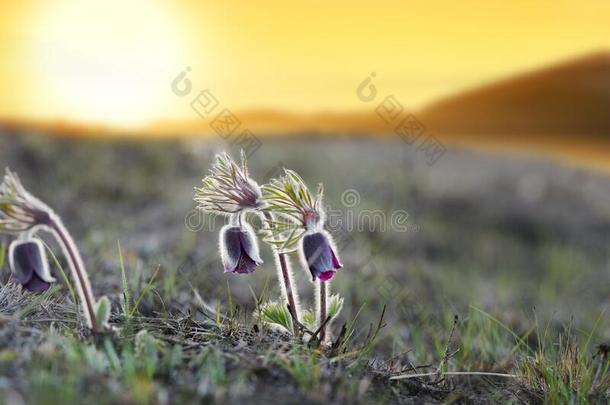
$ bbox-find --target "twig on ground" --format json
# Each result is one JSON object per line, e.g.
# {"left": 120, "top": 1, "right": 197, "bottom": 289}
{"left": 390, "top": 371, "right": 519, "bottom": 380}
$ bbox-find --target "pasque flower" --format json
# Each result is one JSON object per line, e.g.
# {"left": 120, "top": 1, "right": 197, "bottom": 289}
{"left": 9, "top": 238, "right": 56, "bottom": 292}
{"left": 220, "top": 223, "right": 263, "bottom": 274}
{"left": 262, "top": 169, "right": 344, "bottom": 281}
{"left": 194, "top": 152, "right": 302, "bottom": 334}
{"left": 263, "top": 169, "right": 344, "bottom": 343}
{"left": 195, "top": 152, "right": 265, "bottom": 275}
{"left": 0, "top": 168, "right": 109, "bottom": 332}
{"left": 302, "top": 231, "right": 343, "bottom": 282}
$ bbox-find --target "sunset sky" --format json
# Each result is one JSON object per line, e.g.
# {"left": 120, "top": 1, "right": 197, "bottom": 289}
{"left": 1, "top": 0, "right": 609, "bottom": 128}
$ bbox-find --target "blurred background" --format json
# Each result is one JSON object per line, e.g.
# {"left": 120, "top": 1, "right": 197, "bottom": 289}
{"left": 1, "top": 0, "right": 609, "bottom": 352}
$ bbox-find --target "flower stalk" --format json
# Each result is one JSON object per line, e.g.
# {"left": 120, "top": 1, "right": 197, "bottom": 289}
{"left": 318, "top": 279, "right": 327, "bottom": 343}
{"left": 263, "top": 210, "right": 299, "bottom": 332}
{"left": 48, "top": 215, "right": 98, "bottom": 331}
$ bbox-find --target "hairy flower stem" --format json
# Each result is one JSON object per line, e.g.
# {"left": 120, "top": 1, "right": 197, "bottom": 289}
{"left": 319, "top": 280, "right": 327, "bottom": 343}
{"left": 263, "top": 211, "right": 299, "bottom": 333}
{"left": 48, "top": 215, "right": 98, "bottom": 332}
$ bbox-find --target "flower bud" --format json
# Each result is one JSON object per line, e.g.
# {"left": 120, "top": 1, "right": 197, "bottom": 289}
{"left": 220, "top": 224, "right": 263, "bottom": 274}
{"left": 8, "top": 239, "right": 56, "bottom": 292}
{"left": 301, "top": 231, "right": 343, "bottom": 281}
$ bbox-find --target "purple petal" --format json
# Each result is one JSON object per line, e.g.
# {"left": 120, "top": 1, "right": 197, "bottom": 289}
{"left": 238, "top": 224, "right": 263, "bottom": 264}
{"left": 9, "top": 257, "right": 34, "bottom": 286}
{"left": 8, "top": 240, "right": 54, "bottom": 292}
{"left": 221, "top": 225, "right": 262, "bottom": 274}
{"left": 23, "top": 273, "right": 51, "bottom": 292}
{"left": 330, "top": 246, "right": 343, "bottom": 270}
{"left": 319, "top": 271, "right": 335, "bottom": 281}
{"left": 234, "top": 254, "right": 258, "bottom": 274}
{"left": 302, "top": 232, "right": 340, "bottom": 281}
{"left": 220, "top": 226, "right": 243, "bottom": 273}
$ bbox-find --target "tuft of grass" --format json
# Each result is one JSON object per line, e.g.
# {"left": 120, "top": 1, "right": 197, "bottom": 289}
{"left": 442, "top": 306, "right": 530, "bottom": 371}
{"left": 276, "top": 348, "right": 321, "bottom": 390}
{"left": 256, "top": 300, "right": 292, "bottom": 332}
{"left": 327, "top": 293, "right": 344, "bottom": 321}
{"left": 302, "top": 294, "right": 344, "bottom": 331}
{"left": 130, "top": 264, "right": 161, "bottom": 317}
{"left": 117, "top": 240, "right": 131, "bottom": 320}
{"left": 515, "top": 311, "right": 609, "bottom": 403}
{"left": 517, "top": 334, "right": 609, "bottom": 403}
{"left": 302, "top": 308, "right": 316, "bottom": 330}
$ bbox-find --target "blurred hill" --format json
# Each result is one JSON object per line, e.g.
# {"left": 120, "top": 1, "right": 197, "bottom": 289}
{"left": 419, "top": 51, "right": 610, "bottom": 136}
{"left": 1, "top": 52, "right": 610, "bottom": 141}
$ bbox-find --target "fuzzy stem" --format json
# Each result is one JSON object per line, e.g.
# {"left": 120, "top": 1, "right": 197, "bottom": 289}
{"left": 319, "top": 280, "right": 327, "bottom": 343}
{"left": 262, "top": 211, "right": 299, "bottom": 333}
{"left": 48, "top": 214, "right": 98, "bottom": 332}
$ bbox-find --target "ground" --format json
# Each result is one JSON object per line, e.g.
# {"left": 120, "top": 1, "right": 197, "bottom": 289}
{"left": 0, "top": 130, "right": 608, "bottom": 404}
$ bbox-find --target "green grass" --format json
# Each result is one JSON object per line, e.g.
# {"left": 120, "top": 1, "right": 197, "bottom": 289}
{"left": 0, "top": 241, "right": 5, "bottom": 269}
{"left": 1, "top": 133, "right": 609, "bottom": 403}
{"left": 517, "top": 332, "right": 609, "bottom": 403}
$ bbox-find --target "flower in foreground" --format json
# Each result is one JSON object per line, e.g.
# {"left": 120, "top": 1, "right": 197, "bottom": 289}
{"left": 220, "top": 223, "right": 263, "bottom": 274}
{"left": 0, "top": 168, "right": 108, "bottom": 332}
{"left": 301, "top": 231, "right": 343, "bottom": 281}
{"left": 195, "top": 152, "right": 265, "bottom": 275}
{"left": 263, "top": 169, "right": 344, "bottom": 343}
{"left": 194, "top": 151, "right": 302, "bottom": 334}
{"left": 9, "top": 239, "right": 56, "bottom": 292}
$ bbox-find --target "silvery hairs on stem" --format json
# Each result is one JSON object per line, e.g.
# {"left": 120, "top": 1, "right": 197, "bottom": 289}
{"left": 0, "top": 168, "right": 110, "bottom": 332}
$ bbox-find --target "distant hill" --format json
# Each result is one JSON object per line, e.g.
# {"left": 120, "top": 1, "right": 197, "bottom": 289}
{"left": 418, "top": 52, "right": 610, "bottom": 136}
{"left": 2, "top": 51, "right": 609, "bottom": 139}
{"left": 146, "top": 109, "right": 384, "bottom": 137}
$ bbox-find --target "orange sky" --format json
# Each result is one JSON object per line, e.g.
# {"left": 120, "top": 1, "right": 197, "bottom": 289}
{"left": 1, "top": 0, "right": 609, "bottom": 128}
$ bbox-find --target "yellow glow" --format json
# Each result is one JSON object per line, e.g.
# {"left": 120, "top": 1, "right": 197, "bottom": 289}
{"left": 27, "top": 0, "right": 186, "bottom": 127}
{"left": 0, "top": 1, "right": 609, "bottom": 128}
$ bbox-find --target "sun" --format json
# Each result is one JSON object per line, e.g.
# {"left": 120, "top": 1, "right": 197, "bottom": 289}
{"left": 30, "top": 0, "right": 186, "bottom": 128}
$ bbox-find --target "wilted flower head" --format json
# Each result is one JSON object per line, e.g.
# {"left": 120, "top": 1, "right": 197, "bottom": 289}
{"left": 194, "top": 152, "right": 262, "bottom": 215}
{"left": 301, "top": 231, "right": 343, "bottom": 281}
{"left": 220, "top": 223, "right": 263, "bottom": 274}
{"left": 0, "top": 169, "right": 53, "bottom": 233}
{"left": 9, "top": 239, "right": 56, "bottom": 292}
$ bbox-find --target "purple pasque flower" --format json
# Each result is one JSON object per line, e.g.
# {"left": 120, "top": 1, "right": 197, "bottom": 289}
{"left": 220, "top": 223, "right": 263, "bottom": 274}
{"left": 8, "top": 238, "right": 56, "bottom": 292}
{"left": 301, "top": 231, "right": 342, "bottom": 282}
